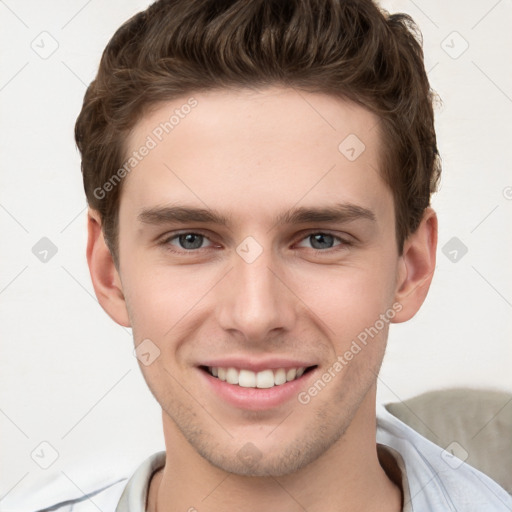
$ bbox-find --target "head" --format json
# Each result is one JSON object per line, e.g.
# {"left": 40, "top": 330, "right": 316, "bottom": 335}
{"left": 78, "top": 0, "right": 439, "bottom": 477}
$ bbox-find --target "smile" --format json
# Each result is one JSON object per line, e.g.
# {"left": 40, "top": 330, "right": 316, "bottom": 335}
{"left": 201, "top": 366, "right": 316, "bottom": 388}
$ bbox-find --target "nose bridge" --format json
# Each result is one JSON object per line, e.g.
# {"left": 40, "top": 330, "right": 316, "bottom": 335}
{"left": 216, "top": 241, "right": 295, "bottom": 341}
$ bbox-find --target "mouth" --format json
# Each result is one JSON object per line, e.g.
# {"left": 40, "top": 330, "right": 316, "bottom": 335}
{"left": 199, "top": 365, "right": 318, "bottom": 389}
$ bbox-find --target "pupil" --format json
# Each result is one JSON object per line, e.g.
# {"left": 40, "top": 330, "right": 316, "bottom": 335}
{"left": 180, "top": 233, "right": 203, "bottom": 249}
{"left": 311, "top": 233, "right": 333, "bottom": 249}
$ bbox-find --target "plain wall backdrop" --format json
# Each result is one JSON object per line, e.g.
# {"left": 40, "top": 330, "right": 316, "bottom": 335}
{"left": 1, "top": 0, "right": 511, "bottom": 507}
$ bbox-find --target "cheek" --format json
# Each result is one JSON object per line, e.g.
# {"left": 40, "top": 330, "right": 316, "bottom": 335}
{"left": 122, "top": 264, "right": 214, "bottom": 341}
{"left": 290, "top": 258, "right": 396, "bottom": 343}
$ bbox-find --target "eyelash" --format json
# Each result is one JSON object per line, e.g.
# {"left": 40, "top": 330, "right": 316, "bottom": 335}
{"left": 159, "top": 230, "right": 353, "bottom": 255}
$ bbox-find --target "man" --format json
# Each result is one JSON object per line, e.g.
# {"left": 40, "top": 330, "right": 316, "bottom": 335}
{"left": 49, "top": 0, "right": 512, "bottom": 510}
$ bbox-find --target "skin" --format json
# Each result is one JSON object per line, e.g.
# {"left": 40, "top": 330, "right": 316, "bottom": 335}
{"left": 87, "top": 87, "right": 437, "bottom": 512}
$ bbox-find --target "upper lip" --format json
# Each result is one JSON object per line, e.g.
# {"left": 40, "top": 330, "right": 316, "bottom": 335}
{"left": 198, "top": 357, "right": 317, "bottom": 373}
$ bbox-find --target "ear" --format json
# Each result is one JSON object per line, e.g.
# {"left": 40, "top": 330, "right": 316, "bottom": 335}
{"left": 392, "top": 207, "right": 437, "bottom": 323}
{"left": 86, "top": 209, "right": 131, "bottom": 327}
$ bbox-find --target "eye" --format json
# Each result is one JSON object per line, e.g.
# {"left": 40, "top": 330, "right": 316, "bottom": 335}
{"left": 163, "top": 232, "right": 214, "bottom": 251}
{"left": 296, "top": 232, "right": 349, "bottom": 250}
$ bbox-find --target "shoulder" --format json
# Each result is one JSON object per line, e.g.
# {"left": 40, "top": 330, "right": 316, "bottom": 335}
{"left": 16, "top": 451, "right": 167, "bottom": 512}
{"left": 376, "top": 404, "right": 512, "bottom": 511}
{"left": 7, "top": 478, "right": 127, "bottom": 512}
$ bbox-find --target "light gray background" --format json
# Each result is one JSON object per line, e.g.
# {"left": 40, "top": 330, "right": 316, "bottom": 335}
{"left": 1, "top": 0, "right": 511, "bottom": 507}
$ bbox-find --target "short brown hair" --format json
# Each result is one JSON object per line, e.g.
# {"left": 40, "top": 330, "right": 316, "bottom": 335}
{"left": 75, "top": 0, "right": 441, "bottom": 267}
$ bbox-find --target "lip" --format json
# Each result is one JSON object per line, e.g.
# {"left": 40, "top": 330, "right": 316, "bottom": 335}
{"left": 197, "top": 364, "right": 318, "bottom": 411}
{"left": 199, "top": 357, "right": 316, "bottom": 373}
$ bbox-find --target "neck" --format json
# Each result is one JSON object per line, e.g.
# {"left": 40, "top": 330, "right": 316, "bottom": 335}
{"left": 148, "top": 391, "right": 402, "bottom": 512}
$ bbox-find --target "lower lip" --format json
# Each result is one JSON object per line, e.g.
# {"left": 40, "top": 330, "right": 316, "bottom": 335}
{"left": 198, "top": 368, "right": 316, "bottom": 411}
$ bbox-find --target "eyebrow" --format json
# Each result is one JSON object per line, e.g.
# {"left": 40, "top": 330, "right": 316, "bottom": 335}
{"left": 137, "top": 203, "right": 376, "bottom": 227}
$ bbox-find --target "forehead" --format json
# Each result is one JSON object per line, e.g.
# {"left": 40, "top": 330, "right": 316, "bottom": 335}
{"left": 120, "top": 87, "right": 392, "bottom": 227}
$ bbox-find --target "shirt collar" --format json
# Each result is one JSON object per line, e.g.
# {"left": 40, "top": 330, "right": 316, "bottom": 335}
{"left": 115, "top": 450, "right": 165, "bottom": 512}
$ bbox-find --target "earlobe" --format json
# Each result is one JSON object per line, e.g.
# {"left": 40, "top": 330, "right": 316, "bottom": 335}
{"left": 392, "top": 207, "right": 438, "bottom": 323}
{"left": 86, "top": 209, "right": 131, "bottom": 327}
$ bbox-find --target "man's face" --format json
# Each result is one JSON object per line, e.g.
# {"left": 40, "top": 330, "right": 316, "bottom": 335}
{"left": 116, "top": 87, "right": 403, "bottom": 476}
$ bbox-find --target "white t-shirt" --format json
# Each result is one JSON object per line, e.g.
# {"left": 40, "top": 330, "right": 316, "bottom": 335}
{"left": 13, "top": 405, "right": 512, "bottom": 511}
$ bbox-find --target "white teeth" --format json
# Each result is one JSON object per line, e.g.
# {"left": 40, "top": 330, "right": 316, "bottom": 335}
{"left": 238, "top": 369, "right": 256, "bottom": 388}
{"left": 256, "top": 369, "right": 275, "bottom": 389}
{"left": 286, "top": 368, "right": 297, "bottom": 381}
{"left": 207, "top": 366, "right": 309, "bottom": 388}
{"left": 226, "top": 367, "right": 239, "bottom": 385}
{"left": 274, "top": 368, "right": 287, "bottom": 385}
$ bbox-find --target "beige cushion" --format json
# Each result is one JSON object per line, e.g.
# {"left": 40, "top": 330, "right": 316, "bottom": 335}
{"left": 385, "top": 388, "right": 512, "bottom": 493}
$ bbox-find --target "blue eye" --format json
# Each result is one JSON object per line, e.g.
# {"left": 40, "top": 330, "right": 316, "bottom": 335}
{"left": 177, "top": 233, "right": 204, "bottom": 250}
{"left": 159, "top": 230, "right": 350, "bottom": 256}
{"left": 296, "top": 232, "right": 346, "bottom": 250}
{"left": 164, "top": 232, "right": 213, "bottom": 251}
{"left": 309, "top": 233, "right": 336, "bottom": 249}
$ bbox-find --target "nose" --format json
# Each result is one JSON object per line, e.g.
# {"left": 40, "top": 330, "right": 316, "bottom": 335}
{"left": 216, "top": 245, "right": 297, "bottom": 343}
